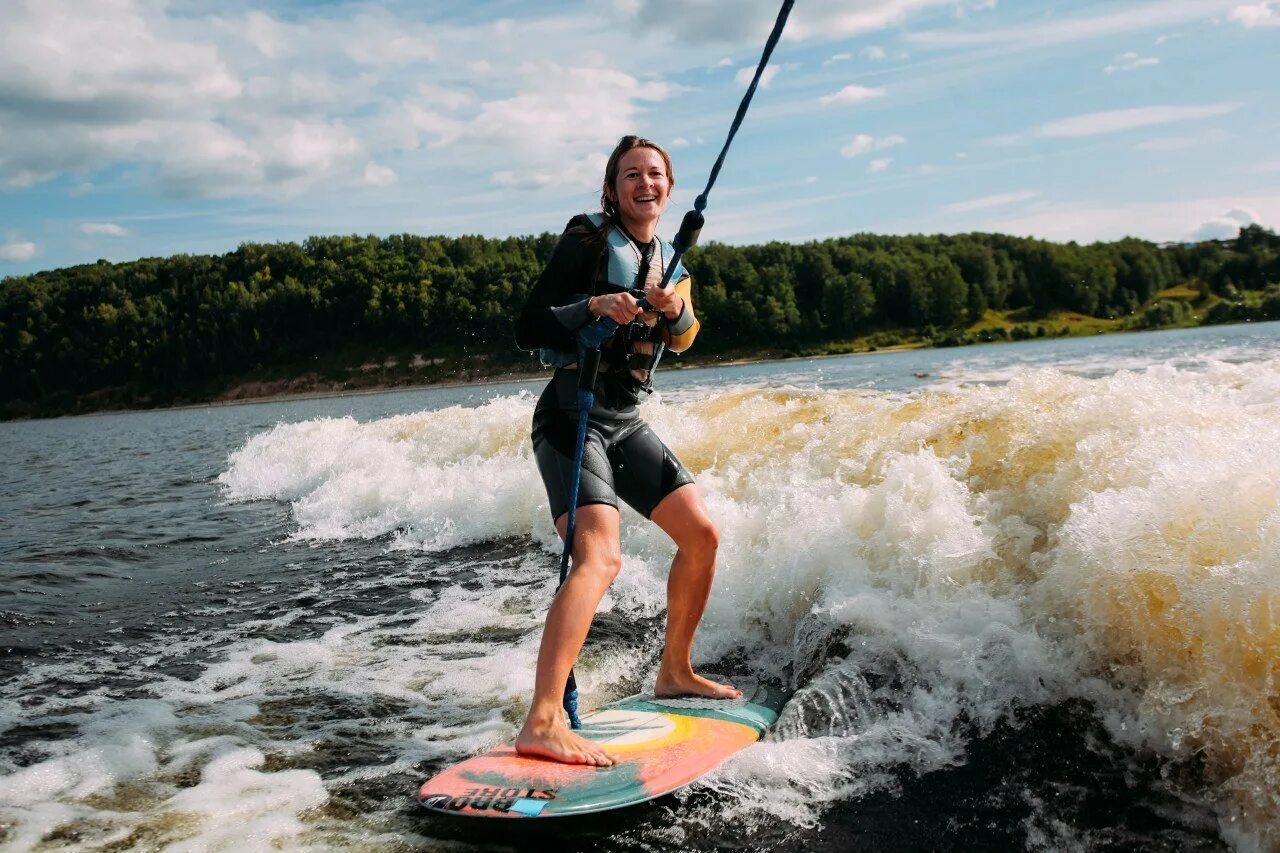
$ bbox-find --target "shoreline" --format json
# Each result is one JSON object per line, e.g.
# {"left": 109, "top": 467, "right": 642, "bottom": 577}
{"left": 2, "top": 342, "right": 931, "bottom": 423}
{"left": 12, "top": 316, "right": 1266, "bottom": 422}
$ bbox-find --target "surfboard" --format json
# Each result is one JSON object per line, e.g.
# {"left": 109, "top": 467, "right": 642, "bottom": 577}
{"left": 418, "top": 683, "right": 786, "bottom": 818}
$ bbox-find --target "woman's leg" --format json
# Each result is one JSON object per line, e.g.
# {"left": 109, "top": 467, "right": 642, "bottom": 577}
{"left": 648, "top": 484, "right": 742, "bottom": 700}
{"left": 515, "top": 503, "right": 623, "bottom": 766}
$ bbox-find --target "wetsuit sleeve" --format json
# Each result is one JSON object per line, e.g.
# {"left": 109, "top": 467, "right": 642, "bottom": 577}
{"left": 515, "top": 227, "right": 597, "bottom": 352}
{"left": 663, "top": 275, "right": 700, "bottom": 353}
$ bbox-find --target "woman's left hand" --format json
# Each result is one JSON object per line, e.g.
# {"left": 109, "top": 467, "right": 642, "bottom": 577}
{"left": 644, "top": 283, "right": 683, "bottom": 319}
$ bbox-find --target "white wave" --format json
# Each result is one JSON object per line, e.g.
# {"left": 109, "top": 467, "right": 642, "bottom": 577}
{"left": 8, "top": 353, "right": 1280, "bottom": 849}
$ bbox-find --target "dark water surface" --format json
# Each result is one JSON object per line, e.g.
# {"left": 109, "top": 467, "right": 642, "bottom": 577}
{"left": 4, "top": 323, "right": 1279, "bottom": 851}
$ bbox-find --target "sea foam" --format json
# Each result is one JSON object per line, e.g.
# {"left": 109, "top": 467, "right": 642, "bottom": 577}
{"left": 7, "top": 356, "right": 1277, "bottom": 849}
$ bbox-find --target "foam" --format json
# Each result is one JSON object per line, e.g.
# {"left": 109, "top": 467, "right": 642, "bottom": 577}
{"left": 7, "top": 351, "right": 1280, "bottom": 848}
{"left": 211, "top": 356, "right": 1280, "bottom": 844}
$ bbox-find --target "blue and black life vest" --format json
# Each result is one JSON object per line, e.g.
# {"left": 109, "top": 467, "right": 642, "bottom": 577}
{"left": 539, "top": 213, "right": 687, "bottom": 384}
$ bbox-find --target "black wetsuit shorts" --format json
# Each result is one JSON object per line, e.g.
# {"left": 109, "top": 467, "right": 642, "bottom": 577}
{"left": 531, "top": 370, "right": 694, "bottom": 520}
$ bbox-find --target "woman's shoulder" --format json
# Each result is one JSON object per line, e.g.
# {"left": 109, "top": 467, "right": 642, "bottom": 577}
{"left": 550, "top": 213, "right": 608, "bottom": 259}
{"left": 561, "top": 212, "right": 607, "bottom": 241}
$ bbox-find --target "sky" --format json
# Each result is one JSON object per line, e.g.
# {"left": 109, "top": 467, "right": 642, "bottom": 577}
{"left": 1, "top": 0, "right": 1278, "bottom": 277}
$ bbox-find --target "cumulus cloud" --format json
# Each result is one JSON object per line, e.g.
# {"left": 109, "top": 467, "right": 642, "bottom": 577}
{"left": 0, "top": 241, "right": 38, "bottom": 262}
{"left": 824, "top": 52, "right": 853, "bottom": 65}
{"left": 80, "top": 223, "right": 130, "bottom": 237}
{"left": 1105, "top": 52, "right": 1160, "bottom": 73}
{"left": 464, "top": 64, "right": 676, "bottom": 154}
{"left": 1190, "top": 207, "right": 1262, "bottom": 241}
{"left": 819, "top": 84, "right": 887, "bottom": 105}
{"left": 1035, "top": 103, "right": 1241, "bottom": 138}
{"left": 1229, "top": 2, "right": 1280, "bottom": 26}
{"left": 363, "top": 162, "right": 398, "bottom": 187}
{"left": 415, "top": 82, "right": 473, "bottom": 111}
{"left": 0, "top": 1, "right": 383, "bottom": 196}
{"left": 868, "top": 157, "right": 893, "bottom": 173}
{"left": 491, "top": 151, "right": 609, "bottom": 192}
{"left": 841, "top": 133, "right": 906, "bottom": 157}
{"left": 734, "top": 65, "right": 781, "bottom": 89}
{"left": 862, "top": 46, "right": 889, "bottom": 60}
{"left": 0, "top": 0, "right": 691, "bottom": 202}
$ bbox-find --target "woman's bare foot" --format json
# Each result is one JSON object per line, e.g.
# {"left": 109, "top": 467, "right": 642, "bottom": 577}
{"left": 515, "top": 714, "right": 617, "bottom": 766}
{"left": 654, "top": 668, "right": 743, "bottom": 700}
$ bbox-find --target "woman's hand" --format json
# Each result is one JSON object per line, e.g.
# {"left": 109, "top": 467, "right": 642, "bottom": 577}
{"left": 589, "top": 292, "right": 644, "bottom": 325}
{"left": 643, "top": 283, "right": 683, "bottom": 319}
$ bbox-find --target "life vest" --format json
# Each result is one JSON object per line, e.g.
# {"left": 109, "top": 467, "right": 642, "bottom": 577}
{"left": 540, "top": 212, "right": 687, "bottom": 386}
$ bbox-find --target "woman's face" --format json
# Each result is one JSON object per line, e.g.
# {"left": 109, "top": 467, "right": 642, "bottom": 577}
{"left": 611, "top": 147, "right": 670, "bottom": 230}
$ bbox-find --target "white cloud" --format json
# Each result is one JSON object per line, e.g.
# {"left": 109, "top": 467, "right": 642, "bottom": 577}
{"left": 0, "top": 1, "right": 242, "bottom": 119}
{"left": 669, "top": 137, "right": 690, "bottom": 148}
{"left": 618, "top": 0, "right": 983, "bottom": 45}
{"left": 910, "top": 0, "right": 1240, "bottom": 50}
{"left": 1230, "top": 2, "right": 1280, "bottom": 26}
{"left": 862, "top": 46, "right": 889, "bottom": 60}
{"left": 841, "top": 133, "right": 906, "bottom": 157}
{"left": 416, "top": 82, "right": 474, "bottom": 111}
{"left": 1154, "top": 33, "right": 1183, "bottom": 44}
{"left": 820, "top": 84, "right": 887, "bottom": 106}
{"left": 1035, "top": 103, "right": 1241, "bottom": 138}
{"left": 0, "top": 1, "right": 386, "bottom": 195}
{"left": 1104, "top": 52, "right": 1159, "bottom": 73}
{"left": 1190, "top": 207, "right": 1261, "bottom": 240}
{"left": 363, "top": 162, "right": 398, "bottom": 187}
{"left": 80, "top": 222, "right": 130, "bottom": 237}
{"left": 972, "top": 193, "right": 1280, "bottom": 243}
{"left": 868, "top": 157, "right": 893, "bottom": 173}
{"left": 734, "top": 65, "right": 781, "bottom": 88}
{"left": 0, "top": 241, "right": 38, "bottom": 262}
{"left": 329, "top": 12, "right": 436, "bottom": 66}
{"left": 491, "top": 151, "right": 609, "bottom": 192}
{"left": 823, "top": 52, "right": 853, "bottom": 65}
{"left": 944, "top": 191, "right": 1040, "bottom": 213}
{"left": 462, "top": 64, "right": 676, "bottom": 154}
{"left": 1135, "top": 128, "right": 1229, "bottom": 151}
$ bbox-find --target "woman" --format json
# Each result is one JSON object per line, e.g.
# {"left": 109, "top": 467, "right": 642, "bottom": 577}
{"left": 513, "top": 136, "right": 740, "bottom": 767}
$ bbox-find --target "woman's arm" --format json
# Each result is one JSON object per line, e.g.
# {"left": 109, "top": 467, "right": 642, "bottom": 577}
{"left": 514, "top": 229, "right": 595, "bottom": 352}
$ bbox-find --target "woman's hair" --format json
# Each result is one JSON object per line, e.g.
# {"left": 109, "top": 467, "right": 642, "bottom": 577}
{"left": 600, "top": 135, "right": 674, "bottom": 221}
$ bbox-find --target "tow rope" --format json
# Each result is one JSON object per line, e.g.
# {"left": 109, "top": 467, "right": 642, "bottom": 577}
{"left": 558, "top": 0, "right": 795, "bottom": 729}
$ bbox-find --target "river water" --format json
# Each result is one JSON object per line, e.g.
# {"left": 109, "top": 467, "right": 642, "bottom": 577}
{"left": 3, "top": 322, "right": 1279, "bottom": 852}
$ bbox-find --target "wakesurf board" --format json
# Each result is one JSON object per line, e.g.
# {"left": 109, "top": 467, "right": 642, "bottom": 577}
{"left": 418, "top": 682, "right": 786, "bottom": 818}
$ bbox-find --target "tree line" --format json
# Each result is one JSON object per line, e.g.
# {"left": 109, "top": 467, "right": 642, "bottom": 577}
{"left": 2, "top": 223, "right": 1278, "bottom": 415}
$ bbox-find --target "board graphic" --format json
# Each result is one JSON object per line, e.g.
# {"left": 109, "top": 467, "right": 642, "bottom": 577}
{"left": 418, "top": 685, "right": 785, "bottom": 818}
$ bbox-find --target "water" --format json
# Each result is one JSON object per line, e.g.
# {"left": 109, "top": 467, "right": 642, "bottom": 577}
{"left": 3, "top": 322, "right": 1279, "bottom": 852}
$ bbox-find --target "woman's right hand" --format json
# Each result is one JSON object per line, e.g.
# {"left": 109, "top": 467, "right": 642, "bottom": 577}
{"left": 589, "top": 292, "right": 643, "bottom": 325}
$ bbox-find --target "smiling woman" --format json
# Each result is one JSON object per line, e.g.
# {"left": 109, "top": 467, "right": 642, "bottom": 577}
{"left": 511, "top": 134, "right": 737, "bottom": 767}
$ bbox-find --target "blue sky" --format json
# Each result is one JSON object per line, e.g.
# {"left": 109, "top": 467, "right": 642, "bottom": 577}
{"left": 1, "top": 0, "right": 1278, "bottom": 277}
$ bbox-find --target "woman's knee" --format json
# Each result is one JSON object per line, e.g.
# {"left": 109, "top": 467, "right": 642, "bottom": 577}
{"left": 684, "top": 519, "right": 719, "bottom": 560}
{"left": 573, "top": 535, "right": 623, "bottom": 585}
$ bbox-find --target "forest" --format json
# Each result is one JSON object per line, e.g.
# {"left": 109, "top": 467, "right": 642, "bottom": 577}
{"left": 2, "top": 223, "right": 1278, "bottom": 418}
